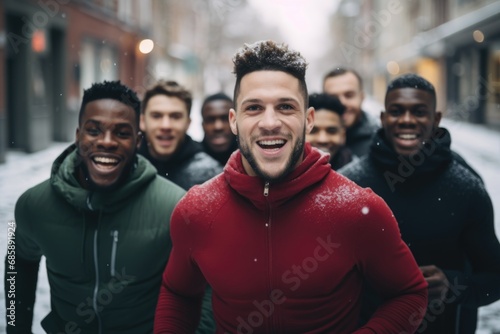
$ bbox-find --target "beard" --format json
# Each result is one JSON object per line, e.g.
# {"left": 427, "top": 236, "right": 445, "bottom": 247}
{"left": 237, "top": 126, "right": 306, "bottom": 183}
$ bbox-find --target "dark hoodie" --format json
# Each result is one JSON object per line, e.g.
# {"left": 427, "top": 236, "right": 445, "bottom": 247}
{"left": 8, "top": 145, "right": 186, "bottom": 334}
{"left": 339, "top": 128, "right": 500, "bottom": 334}
{"left": 139, "top": 135, "right": 222, "bottom": 190}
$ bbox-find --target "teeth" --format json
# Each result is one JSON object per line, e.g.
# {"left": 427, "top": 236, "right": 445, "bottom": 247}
{"left": 94, "top": 157, "right": 118, "bottom": 164}
{"left": 398, "top": 134, "right": 417, "bottom": 140}
{"left": 259, "top": 140, "right": 285, "bottom": 146}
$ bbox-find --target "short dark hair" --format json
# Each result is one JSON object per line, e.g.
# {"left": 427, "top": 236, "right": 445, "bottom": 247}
{"left": 201, "top": 92, "right": 233, "bottom": 117}
{"left": 232, "top": 40, "right": 308, "bottom": 106}
{"left": 309, "top": 93, "right": 346, "bottom": 116}
{"left": 385, "top": 73, "right": 436, "bottom": 107}
{"left": 79, "top": 80, "right": 140, "bottom": 126}
{"left": 142, "top": 80, "right": 192, "bottom": 115}
{"left": 323, "top": 67, "right": 363, "bottom": 91}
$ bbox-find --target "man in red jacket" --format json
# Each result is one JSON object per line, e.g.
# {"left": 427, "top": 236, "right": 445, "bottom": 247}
{"left": 154, "top": 40, "right": 428, "bottom": 333}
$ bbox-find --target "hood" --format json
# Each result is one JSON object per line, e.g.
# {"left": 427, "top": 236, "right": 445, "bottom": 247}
{"left": 50, "top": 144, "right": 157, "bottom": 212}
{"left": 224, "top": 143, "right": 331, "bottom": 210}
{"left": 369, "top": 127, "right": 452, "bottom": 179}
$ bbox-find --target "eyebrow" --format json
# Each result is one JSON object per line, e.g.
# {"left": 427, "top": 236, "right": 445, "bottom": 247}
{"left": 84, "top": 120, "right": 134, "bottom": 128}
{"left": 241, "top": 97, "right": 300, "bottom": 105}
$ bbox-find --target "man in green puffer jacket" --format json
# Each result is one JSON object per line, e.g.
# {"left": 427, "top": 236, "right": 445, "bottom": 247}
{"left": 4, "top": 81, "right": 195, "bottom": 334}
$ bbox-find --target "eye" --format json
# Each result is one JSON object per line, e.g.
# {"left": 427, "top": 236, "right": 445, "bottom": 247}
{"left": 86, "top": 127, "right": 100, "bottom": 136}
{"left": 310, "top": 127, "right": 319, "bottom": 134}
{"left": 326, "top": 128, "right": 340, "bottom": 134}
{"left": 413, "top": 109, "right": 428, "bottom": 117}
{"left": 245, "top": 104, "right": 262, "bottom": 112}
{"left": 117, "top": 130, "right": 132, "bottom": 138}
{"left": 387, "top": 108, "right": 403, "bottom": 116}
{"left": 278, "top": 103, "right": 294, "bottom": 110}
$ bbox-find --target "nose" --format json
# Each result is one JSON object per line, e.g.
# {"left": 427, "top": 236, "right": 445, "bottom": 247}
{"left": 399, "top": 110, "right": 416, "bottom": 125}
{"left": 317, "top": 130, "right": 329, "bottom": 144}
{"left": 97, "top": 130, "right": 118, "bottom": 149}
{"left": 258, "top": 106, "right": 281, "bottom": 131}
{"left": 160, "top": 116, "right": 171, "bottom": 129}
{"left": 214, "top": 118, "right": 224, "bottom": 130}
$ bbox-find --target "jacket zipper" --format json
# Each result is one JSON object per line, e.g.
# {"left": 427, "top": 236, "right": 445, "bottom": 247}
{"left": 110, "top": 230, "right": 119, "bottom": 277}
{"left": 92, "top": 229, "right": 102, "bottom": 334}
{"left": 264, "top": 181, "right": 277, "bottom": 331}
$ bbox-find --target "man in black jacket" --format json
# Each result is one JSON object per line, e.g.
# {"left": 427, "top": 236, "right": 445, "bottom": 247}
{"left": 306, "top": 93, "right": 357, "bottom": 170}
{"left": 340, "top": 73, "right": 500, "bottom": 333}
{"left": 139, "top": 80, "right": 222, "bottom": 190}
{"left": 201, "top": 92, "right": 238, "bottom": 165}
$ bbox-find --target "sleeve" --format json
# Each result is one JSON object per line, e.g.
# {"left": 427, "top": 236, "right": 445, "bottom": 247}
{"left": 352, "top": 191, "right": 428, "bottom": 334}
{"left": 450, "top": 184, "right": 500, "bottom": 307}
{"left": 154, "top": 200, "right": 208, "bottom": 334}
{"left": 5, "top": 191, "right": 42, "bottom": 333}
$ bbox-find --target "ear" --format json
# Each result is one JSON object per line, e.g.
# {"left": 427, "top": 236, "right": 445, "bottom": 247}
{"left": 75, "top": 128, "right": 80, "bottom": 144}
{"left": 305, "top": 107, "right": 315, "bottom": 134}
{"left": 379, "top": 110, "right": 386, "bottom": 125}
{"left": 136, "top": 131, "right": 143, "bottom": 150}
{"left": 229, "top": 108, "right": 238, "bottom": 135}
{"left": 139, "top": 113, "right": 146, "bottom": 132}
{"left": 434, "top": 111, "right": 442, "bottom": 128}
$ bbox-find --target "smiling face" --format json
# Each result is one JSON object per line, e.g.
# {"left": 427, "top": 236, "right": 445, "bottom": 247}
{"left": 202, "top": 99, "right": 235, "bottom": 153}
{"left": 323, "top": 72, "right": 364, "bottom": 129}
{"left": 382, "top": 88, "right": 441, "bottom": 157}
{"left": 140, "top": 94, "right": 191, "bottom": 161}
{"left": 76, "top": 99, "right": 140, "bottom": 190}
{"left": 229, "top": 70, "right": 314, "bottom": 181}
{"left": 306, "top": 109, "right": 345, "bottom": 158}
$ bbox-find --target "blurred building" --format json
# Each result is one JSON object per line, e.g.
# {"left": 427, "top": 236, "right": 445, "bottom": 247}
{"left": 328, "top": 0, "right": 500, "bottom": 129}
{"left": 0, "top": 0, "right": 154, "bottom": 163}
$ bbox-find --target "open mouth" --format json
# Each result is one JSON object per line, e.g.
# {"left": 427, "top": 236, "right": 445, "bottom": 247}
{"left": 396, "top": 133, "right": 419, "bottom": 140}
{"left": 156, "top": 134, "right": 175, "bottom": 146}
{"left": 257, "top": 139, "right": 286, "bottom": 151}
{"left": 92, "top": 156, "right": 120, "bottom": 170}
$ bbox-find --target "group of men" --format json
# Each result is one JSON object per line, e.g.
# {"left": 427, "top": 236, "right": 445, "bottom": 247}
{"left": 6, "top": 40, "right": 500, "bottom": 334}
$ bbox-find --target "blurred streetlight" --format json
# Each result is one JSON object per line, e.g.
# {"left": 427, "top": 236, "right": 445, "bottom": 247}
{"left": 387, "top": 61, "right": 400, "bottom": 75}
{"left": 473, "top": 30, "right": 485, "bottom": 43}
{"left": 139, "top": 39, "right": 154, "bottom": 54}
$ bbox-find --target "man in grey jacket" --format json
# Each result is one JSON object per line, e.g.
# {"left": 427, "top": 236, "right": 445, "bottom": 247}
{"left": 139, "top": 80, "right": 222, "bottom": 190}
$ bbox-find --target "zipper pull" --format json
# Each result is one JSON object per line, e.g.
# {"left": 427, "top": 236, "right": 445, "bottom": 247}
{"left": 263, "top": 181, "right": 270, "bottom": 197}
{"left": 110, "top": 230, "right": 119, "bottom": 277}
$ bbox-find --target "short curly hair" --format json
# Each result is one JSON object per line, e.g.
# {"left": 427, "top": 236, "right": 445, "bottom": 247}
{"left": 232, "top": 40, "right": 309, "bottom": 106}
{"left": 79, "top": 80, "right": 140, "bottom": 126}
{"left": 385, "top": 73, "right": 436, "bottom": 109}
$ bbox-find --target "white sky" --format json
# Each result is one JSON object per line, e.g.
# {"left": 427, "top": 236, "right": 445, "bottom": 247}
{"left": 247, "top": 0, "right": 340, "bottom": 61}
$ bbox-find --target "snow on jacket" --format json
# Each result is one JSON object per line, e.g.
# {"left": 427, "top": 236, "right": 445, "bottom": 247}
{"left": 139, "top": 135, "right": 223, "bottom": 190}
{"left": 154, "top": 143, "right": 428, "bottom": 333}
{"left": 11, "top": 144, "right": 186, "bottom": 334}
{"left": 339, "top": 128, "right": 500, "bottom": 334}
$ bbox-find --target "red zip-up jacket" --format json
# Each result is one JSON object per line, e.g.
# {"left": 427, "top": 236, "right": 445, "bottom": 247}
{"left": 155, "top": 144, "right": 427, "bottom": 333}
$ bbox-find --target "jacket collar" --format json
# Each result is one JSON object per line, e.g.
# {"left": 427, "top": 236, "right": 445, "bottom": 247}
{"left": 224, "top": 143, "right": 331, "bottom": 210}
{"left": 369, "top": 127, "right": 453, "bottom": 179}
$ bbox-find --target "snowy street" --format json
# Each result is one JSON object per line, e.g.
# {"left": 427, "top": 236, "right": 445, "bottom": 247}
{"left": 0, "top": 118, "right": 499, "bottom": 333}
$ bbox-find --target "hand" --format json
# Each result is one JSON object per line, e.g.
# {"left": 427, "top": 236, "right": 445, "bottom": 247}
{"left": 419, "top": 265, "right": 449, "bottom": 303}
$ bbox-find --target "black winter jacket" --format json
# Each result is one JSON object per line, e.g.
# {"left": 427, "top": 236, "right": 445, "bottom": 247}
{"left": 139, "top": 135, "right": 222, "bottom": 190}
{"left": 339, "top": 128, "right": 500, "bottom": 334}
